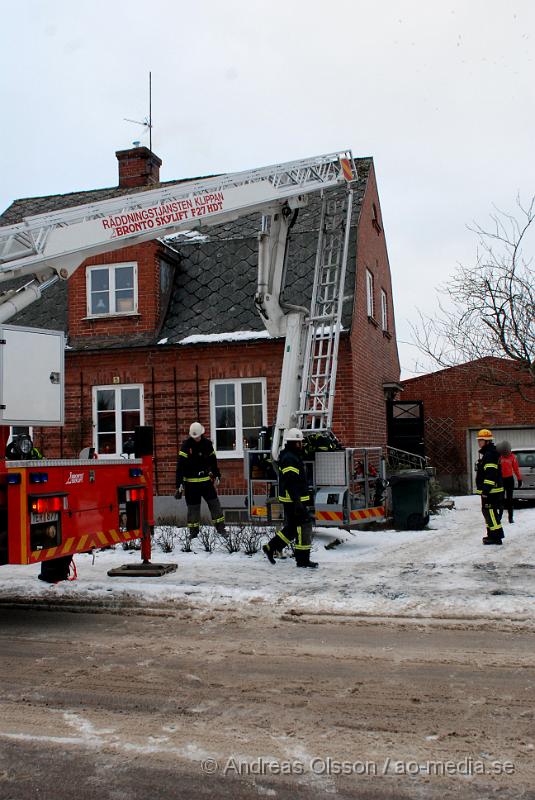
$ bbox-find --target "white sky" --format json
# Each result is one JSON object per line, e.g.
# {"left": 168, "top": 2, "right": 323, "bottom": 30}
{"left": 1, "top": 0, "right": 534, "bottom": 378}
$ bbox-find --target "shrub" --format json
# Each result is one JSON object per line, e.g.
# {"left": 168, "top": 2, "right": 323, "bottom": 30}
{"left": 429, "top": 478, "right": 447, "bottom": 515}
{"left": 155, "top": 525, "right": 177, "bottom": 553}
{"left": 241, "top": 525, "right": 267, "bottom": 555}
{"left": 198, "top": 525, "right": 217, "bottom": 552}
{"left": 218, "top": 525, "right": 243, "bottom": 554}
{"left": 175, "top": 527, "right": 193, "bottom": 553}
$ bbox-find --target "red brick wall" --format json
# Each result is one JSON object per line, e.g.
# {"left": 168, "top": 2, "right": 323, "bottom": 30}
{"left": 68, "top": 241, "right": 166, "bottom": 343}
{"left": 402, "top": 358, "right": 535, "bottom": 483}
{"left": 349, "top": 163, "right": 400, "bottom": 446}
{"left": 34, "top": 342, "right": 267, "bottom": 493}
{"left": 35, "top": 337, "right": 357, "bottom": 495}
{"left": 34, "top": 333, "right": 396, "bottom": 499}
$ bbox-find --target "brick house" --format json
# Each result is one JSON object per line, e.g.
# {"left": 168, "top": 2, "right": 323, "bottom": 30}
{"left": 0, "top": 145, "right": 401, "bottom": 514}
{"left": 402, "top": 357, "right": 535, "bottom": 492}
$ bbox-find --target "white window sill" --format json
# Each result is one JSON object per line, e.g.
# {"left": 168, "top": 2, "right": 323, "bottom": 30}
{"left": 216, "top": 452, "right": 246, "bottom": 460}
{"left": 83, "top": 312, "right": 140, "bottom": 321}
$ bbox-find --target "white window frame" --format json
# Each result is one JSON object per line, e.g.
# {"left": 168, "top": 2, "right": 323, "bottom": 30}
{"left": 381, "top": 288, "right": 388, "bottom": 331}
{"left": 366, "top": 269, "right": 375, "bottom": 318}
{"left": 86, "top": 262, "right": 138, "bottom": 318}
{"left": 210, "top": 378, "right": 267, "bottom": 459}
{"left": 91, "top": 384, "right": 144, "bottom": 458}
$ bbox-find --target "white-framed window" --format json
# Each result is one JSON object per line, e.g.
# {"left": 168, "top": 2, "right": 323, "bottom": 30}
{"left": 86, "top": 262, "right": 138, "bottom": 317}
{"left": 366, "top": 269, "right": 375, "bottom": 318}
{"left": 92, "top": 384, "right": 144, "bottom": 457}
{"left": 210, "top": 378, "right": 267, "bottom": 458}
{"left": 381, "top": 289, "right": 388, "bottom": 331}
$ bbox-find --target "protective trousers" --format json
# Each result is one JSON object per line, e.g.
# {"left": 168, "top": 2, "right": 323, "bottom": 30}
{"left": 266, "top": 503, "right": 313, "bottom": 566}
{"left": 481, "top": 496, "right": 504, "bottom": 542}
{"left": 184, "top": 480, "right": 226, "bottom": 537}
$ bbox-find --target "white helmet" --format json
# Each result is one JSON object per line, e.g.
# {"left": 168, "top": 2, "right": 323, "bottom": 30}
{"left": 189, "top": 422, "right": 205, "bottom": 437}
{"left": 285, "top": 427, "right": 304, "bottom": 442}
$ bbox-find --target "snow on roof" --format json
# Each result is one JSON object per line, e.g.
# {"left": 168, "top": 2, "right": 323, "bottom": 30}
{"left": 174, "top": 330, "right": 273, "bottom": 345}
{"left": 163, "top": 230, "right": 209, "bottom": 244}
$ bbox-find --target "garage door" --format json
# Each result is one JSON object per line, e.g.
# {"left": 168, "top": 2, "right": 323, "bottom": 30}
{"left": 468, "top": 427, "right": 535, "bottom": 491}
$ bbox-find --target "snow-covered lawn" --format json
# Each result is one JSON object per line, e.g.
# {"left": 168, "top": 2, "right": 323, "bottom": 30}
{"left": 1, "top": 495, "right": 534, "bottom": 620}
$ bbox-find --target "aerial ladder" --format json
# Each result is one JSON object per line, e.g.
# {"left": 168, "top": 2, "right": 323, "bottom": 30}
{"left": 0, "top": 150, "right": 371, "bottom": 569}
{"left": 0, "top": 152, "right": 354, "bottom": 319}
{"left": 0, "top": 152, "right": 356, "bottom": 456}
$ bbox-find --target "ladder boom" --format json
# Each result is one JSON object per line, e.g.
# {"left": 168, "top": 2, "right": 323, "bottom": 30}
{"left": 297, "top": 190, "right": 354, "bottom": 432}
{"left": 0, "top": 152, "right": 353, "bottom": 284}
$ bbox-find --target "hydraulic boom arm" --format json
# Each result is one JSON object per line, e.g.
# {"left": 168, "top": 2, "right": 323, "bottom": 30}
{"left": 0, "top": 152, "right": 353, "bottom": 322}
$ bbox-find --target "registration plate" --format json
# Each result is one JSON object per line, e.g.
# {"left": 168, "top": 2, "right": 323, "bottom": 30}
{"left": 31, "top": 512, "right": 59, "bottom": 524}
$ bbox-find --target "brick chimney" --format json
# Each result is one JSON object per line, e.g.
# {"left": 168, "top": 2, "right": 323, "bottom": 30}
{"left": 116, "top": 144, "right": 162, "bottom": 188}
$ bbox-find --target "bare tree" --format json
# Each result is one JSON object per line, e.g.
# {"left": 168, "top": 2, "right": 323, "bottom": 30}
{"left": 411, "top": 197, "right": 535, "bottom": 400}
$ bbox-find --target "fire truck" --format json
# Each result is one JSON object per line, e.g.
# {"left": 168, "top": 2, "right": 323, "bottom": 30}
{"left": 0, "top": 321, "right": 157, "bottom": 573}
{"left": 0, "top": 150, "right": 386, "bottom": 572}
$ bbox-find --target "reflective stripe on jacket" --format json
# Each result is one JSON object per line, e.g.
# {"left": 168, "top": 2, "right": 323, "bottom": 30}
{"left": 277, "top": 446, "right": 310, "bottom": 504}
{"left": 176, "top": 436, "right": 220, "bottom": 486}
{"left": 475, "top": 442, "right": 504, "bottom": 497}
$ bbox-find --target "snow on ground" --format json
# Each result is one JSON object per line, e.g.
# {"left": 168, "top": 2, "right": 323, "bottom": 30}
{"left": 0, "top": 496, "right": 534, "bottom": 620}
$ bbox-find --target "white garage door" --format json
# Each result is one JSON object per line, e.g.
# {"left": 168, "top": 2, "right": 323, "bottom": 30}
{"left": 468, "top": 427, "right": 535, "bottom": 491}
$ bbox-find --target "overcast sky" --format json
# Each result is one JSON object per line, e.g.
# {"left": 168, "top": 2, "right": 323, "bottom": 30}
{"left": 1, "top": 0, "right": 534, "bottom": 378}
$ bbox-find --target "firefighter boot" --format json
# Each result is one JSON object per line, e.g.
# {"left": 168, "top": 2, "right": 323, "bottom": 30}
{"left": 295, "top": 549, "right": 319, "bottom": 569}
{"left": 262, "top": 543, "right": 276, "bottom": 565}
{"left": 263, "top": 530, "right": 289, "bottom": 564}
{"left": 262, "top": 536, "right": 279, "bottom": 565}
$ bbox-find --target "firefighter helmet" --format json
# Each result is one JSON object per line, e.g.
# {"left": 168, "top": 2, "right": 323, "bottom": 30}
{"left": 285, "top": 427, "right": 304, "bottom": 442}
{"left": 477, "top": 428, "right": 493, "bottom": 440}
{"left": 189, "top": 422, "right": 205, "bottom": 437}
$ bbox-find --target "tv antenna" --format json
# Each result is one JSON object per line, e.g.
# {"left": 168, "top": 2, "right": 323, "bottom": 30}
{"left": 124, "top": 71, "right": 153, "bottom": 151}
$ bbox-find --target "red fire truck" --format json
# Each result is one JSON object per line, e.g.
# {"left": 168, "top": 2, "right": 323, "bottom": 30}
{"left": 0, "top": 323, "right": 156, "bottom": 572}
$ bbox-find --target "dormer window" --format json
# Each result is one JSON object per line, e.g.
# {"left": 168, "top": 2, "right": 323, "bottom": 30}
{"left": 87, "top": 263, "right": 138, "bottom": 317}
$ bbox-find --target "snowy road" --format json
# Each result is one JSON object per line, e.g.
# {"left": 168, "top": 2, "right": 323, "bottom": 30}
{"left": 0, "top": 606, "right": 534, "bottom": 799}
{"left": 1, "top": 497, "right": 534, "bottom": 799}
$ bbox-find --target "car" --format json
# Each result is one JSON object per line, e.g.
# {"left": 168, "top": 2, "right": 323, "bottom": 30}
{"left": 512, "top": 449, "right": 535, "bottom": 503}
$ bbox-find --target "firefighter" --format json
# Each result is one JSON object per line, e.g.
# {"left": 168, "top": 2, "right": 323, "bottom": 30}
{"left": 262, "top": 428, "right": 318, "bottom": 569}
{"left": 175, "top": 422, "right": 227, "bottom": 539}
{"left": 475, "top": 428, "right": 505, "bottom": 545}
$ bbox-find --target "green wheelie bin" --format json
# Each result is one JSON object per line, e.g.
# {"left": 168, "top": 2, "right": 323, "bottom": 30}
{"left": 389, "top": 470, "right": 431, "bottom": 529}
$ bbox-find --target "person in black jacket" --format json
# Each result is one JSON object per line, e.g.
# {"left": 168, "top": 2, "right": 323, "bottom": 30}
{"left": 475, "top": 428, "right": 505, "bottom": 545}
{"left": 175, "top": 422, "right": 226, "bottom": 539}
{"left": 262, "top": 428, "right": 318, "bottom": 569}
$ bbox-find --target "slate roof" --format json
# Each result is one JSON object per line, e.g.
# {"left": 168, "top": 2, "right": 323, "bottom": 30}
{"left": 0, "top": 177, "right": 198, "bottom": 226}
{"left": 0, "top": 158, "right": 372, "bottom": 348}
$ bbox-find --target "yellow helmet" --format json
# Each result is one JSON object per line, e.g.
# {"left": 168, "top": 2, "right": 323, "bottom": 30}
{"left": 477, "top": 428, "right": 493, "bottom": 440}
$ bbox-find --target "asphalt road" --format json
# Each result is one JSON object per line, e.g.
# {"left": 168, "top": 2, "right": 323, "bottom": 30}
{"left": 0, "top": 603, "right": 534, "bottom": 800}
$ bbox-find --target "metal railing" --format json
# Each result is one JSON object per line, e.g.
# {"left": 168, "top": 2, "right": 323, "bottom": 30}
{"left": 385, "top": 446, "right": 429, "bottom": 475}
